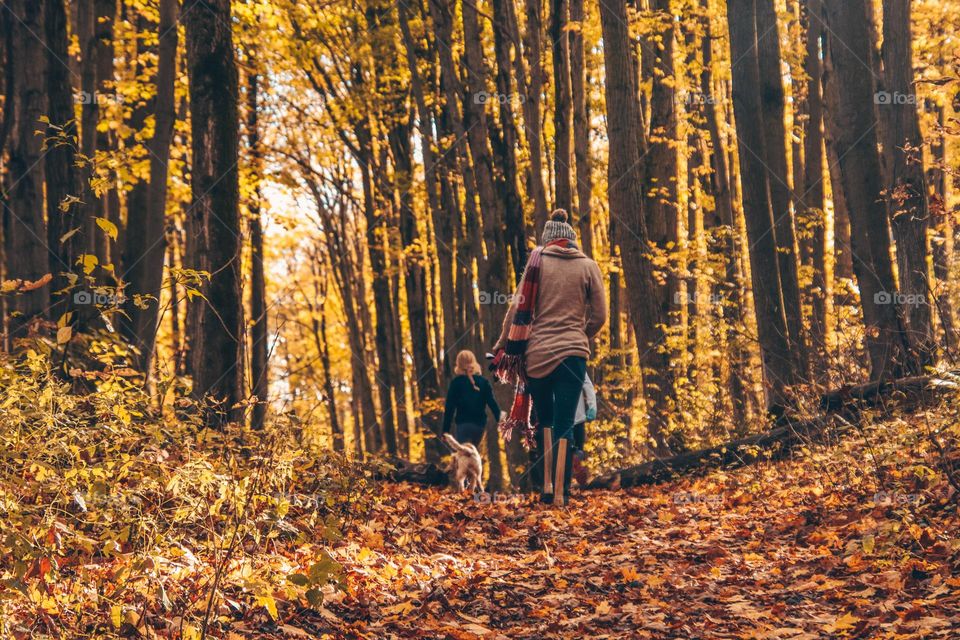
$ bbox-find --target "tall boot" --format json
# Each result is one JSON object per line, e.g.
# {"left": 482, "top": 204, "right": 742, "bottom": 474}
{"left": 554, "top": 438, "right": 569, "bottom": 506}
{"left": 541, "top": 428, "right": 554, "bottom": 503}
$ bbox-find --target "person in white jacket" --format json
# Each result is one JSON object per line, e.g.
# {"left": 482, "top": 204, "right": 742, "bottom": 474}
{"left": 572, "top": 374, "right": 596, "bottom": 486}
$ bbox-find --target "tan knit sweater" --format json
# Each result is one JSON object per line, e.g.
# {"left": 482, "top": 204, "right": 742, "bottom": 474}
{"left": 493, "top": 245, "right": 607, "bottom": 379}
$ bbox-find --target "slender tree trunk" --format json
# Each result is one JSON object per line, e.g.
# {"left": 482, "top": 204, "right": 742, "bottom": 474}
{"left": 645, "top": 0, "right": 682, "bottom": 380}
{"left": 756, "top": 0, "right": 807, "bottom": 376}
{"left": 44, "top": 0, "right": 82, "bottom": 322}
{"left": 460, "top": 0, "right": 507, "bottom": 489}
{"left": 727, "top": 0, "right": 798, "bottom": 406}
{"left": 600, "top": 0, "right": 675, "bottom": 457}
{"left": 879, "top": 0, "right": 934, "bottom": 366}
{"left": 491, "top": 0, "right": 528, "bottom": 281}
{"left": 94, "top": 0, "right": 120, "bottom": 268}
{"left": 801, "top": 0, "right": 829, "bottom": 373}
{"left": 120, "top": 0, "right": 178, "bottom": 373}
{"left": 569, "top": 0, "right": 593, "bottom": 257}
{"left": 247, "top": 70, "right": 269, "bottom": 429}
{"left": 523, "top": 0, "right": 549, "bottom": 232}
{"left": 124, "top": 10, "right": 153, "bottom": 297}
{"left": 0, "top": 6, "right": 11, "bottom": 175}
{"left": 428, "top": 0, "right": 482, "bottom": 357}
{"left": 4, "top": 0, "right": 49, "bottom": 339}
{"left": 183, "top": 0, "right": 244, "bottom": 426}
{"left": 397, "top": 0, "right": 457, "bottom": 383}
{"left": 384, "top": 126, "right": 412, "bottom": 459}
{"left": 309, "top": 265, "right": 344, "bottom": 452}
{"left": 487, "top": 0, "right": 531, "bottom": 486}
{"left": 928, "top": 103, "right": 955, "bottom": 347}
{"left": 77, "top": 0, "right": 102, "bottom": 270}
{"left": 390, "top": 114, "right": 439, "bottom": 400}
{"left": 822, "top": 0, "right": 913, "bottom": 379}
{"left": 823, "top": 113, "right": 854, "bottom": 283}
{"left": 358, "top": 150, "right": 399, "bottom": 455}
{"left": 167, "top": 226, "right": 182, "bottom": 374}
{"left": 700, "top": 7, "right": 748, "bottom": 425}
{"left": 550, "top": 0, "right": 573, "bottom": 213}
{"left": 320, "top": 188, "right": 378, "bottom": 456}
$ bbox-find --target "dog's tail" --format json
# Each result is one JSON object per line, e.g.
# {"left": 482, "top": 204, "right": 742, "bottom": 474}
{"left": 442, "top": 433, "right": 473, "bottom": 454}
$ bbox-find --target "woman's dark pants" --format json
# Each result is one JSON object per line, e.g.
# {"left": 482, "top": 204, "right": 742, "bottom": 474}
{"left": 454, "top": 422, "right": 485, "bottom": 447}
{"left": 527, "top": 356, "right": 586, "bottom": 495}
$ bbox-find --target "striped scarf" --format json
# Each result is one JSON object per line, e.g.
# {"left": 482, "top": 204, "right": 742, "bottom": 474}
{"left": 493, "top": 238, "right": 572, "bottom": 447}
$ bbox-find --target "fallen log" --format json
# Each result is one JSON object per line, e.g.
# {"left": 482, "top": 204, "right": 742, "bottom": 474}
{"left": 817, "top": 371, "right": 959, "bottom": 412}
{"left": 383, "top": 457, "right": 449, "bottom": 486}
{"left": 588, "top": 371, "right": 960, "bottom": 489}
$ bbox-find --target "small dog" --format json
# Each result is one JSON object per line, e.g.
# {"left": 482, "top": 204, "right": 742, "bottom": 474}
{"left": 442, "top": 433, "right": 484, "bottom": 493}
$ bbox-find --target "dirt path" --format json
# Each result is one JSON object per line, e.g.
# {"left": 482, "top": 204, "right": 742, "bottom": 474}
{"left": 280, "top": 449, "right": 960, "bottom": 639}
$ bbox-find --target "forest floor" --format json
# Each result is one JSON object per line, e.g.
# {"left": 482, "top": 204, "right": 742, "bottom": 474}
{"left": 246, "top": 413, "right": 960, "bottom": 639}
{"left": 4, "top": 395, "right": 960, "bottom": 639}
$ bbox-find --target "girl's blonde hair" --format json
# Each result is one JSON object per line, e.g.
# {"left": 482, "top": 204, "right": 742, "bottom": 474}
{"left": 454, "top": 350, "right": 481, "bottom": 390}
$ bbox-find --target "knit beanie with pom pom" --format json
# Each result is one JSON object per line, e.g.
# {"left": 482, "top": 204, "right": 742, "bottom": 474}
{"left": 541, "top": 209, "right": 577, "bottom": 245}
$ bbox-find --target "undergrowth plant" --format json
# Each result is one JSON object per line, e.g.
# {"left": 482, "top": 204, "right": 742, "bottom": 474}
{"left": 0, "top": 350, "right": 377, "bottom": 638}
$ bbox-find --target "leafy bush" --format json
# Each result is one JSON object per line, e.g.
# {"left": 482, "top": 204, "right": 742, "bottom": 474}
{"left": 0, "top": 351, "right": 376, "bottom": 638}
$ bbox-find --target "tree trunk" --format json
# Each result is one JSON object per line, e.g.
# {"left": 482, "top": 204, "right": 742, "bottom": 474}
{"left": 756, "top": 0, "right": 807, "bottom": 376}
{"left": 4, "top": 0, "right": 49, "bottom": 339}
{"left": 183, "top": 0, "right": 244, "bottom": 426}
{"left": 569, "top": 0, "right": 593, "bottom": 258}
{"left": 550, "top": 0, "right": 573, "bottom": 213}
{"left": 167, "top": 226, "right": 183, "bottom": 375}
{"left": 427, "top": 0, "right": 482, "bottom": 359}
{"left": 93, "top": 0, "right": 120, "bottom": 268}
{"left": 77, "top": 0, "right": 101, "bottom": 271}
{"left": 318, "top": 184, "right": 379, "bottom": 457}
{"left": 120, "top": 0, "right": 178, "bottom": 373}
{"left": 391, "top": 114, "right": 439, "bottom": 401}
{"left": 879, "top": 0, "right": 934, "bottom": 366}
{"left": 123, "top": 10, "right": 153, "bottom": 311}
{"left": 801, "top": 0, "right": 830, "bottom": 373}
{"left": 247, "top": 70, "right": 269, "bottom": 430}
{"left": 699, "top": 6, "right": 749, "bottom": 425}
{"left": 384, "top": 126, "right": 413, "bottom": 459}
{"left": 822, "top": 0, "right": 913, "bottom": 379}
{"left": 491, "top": 0, "right": 528, "bottom": 281}
{"left": 599, "top": 0, "right": 674, "bottom": 457}
{"left": 44, "top": 0, "right": 82, "bottom": 322}
{"left": 460, "top": 0, "right": 507, "bottom": 490}
{"left": 727, "top": 0, "right": 798, "bottom": 405}
{"left": 523, "top": 0, "right": 550, "bottom": 233}
{"left": 358, "top": 151, "right": 399, "bottom": 455}
{"left": 309, "top": 264, "right": 343, "bottom": 452}
{"left": 488, "top": 0, "right": 531, "bottom": 485}
{"left": 397, "top": 0, "right": 457, "bottom": 383}
{"left": 645, "top": 0, "right": 682, "bottom": 383}
{"left": 928, "top": 103, "right": 955, "bottom": 347}
{"left": 823, "top": 111, "right": 855, "bottom": 283}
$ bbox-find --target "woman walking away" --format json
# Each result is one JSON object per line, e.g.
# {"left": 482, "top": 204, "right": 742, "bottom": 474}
{"left": 492, "top": 209, "right": 607, "bottom": 505}
{"left": 442, "top": 350, "right": 502, "bottom": 447}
